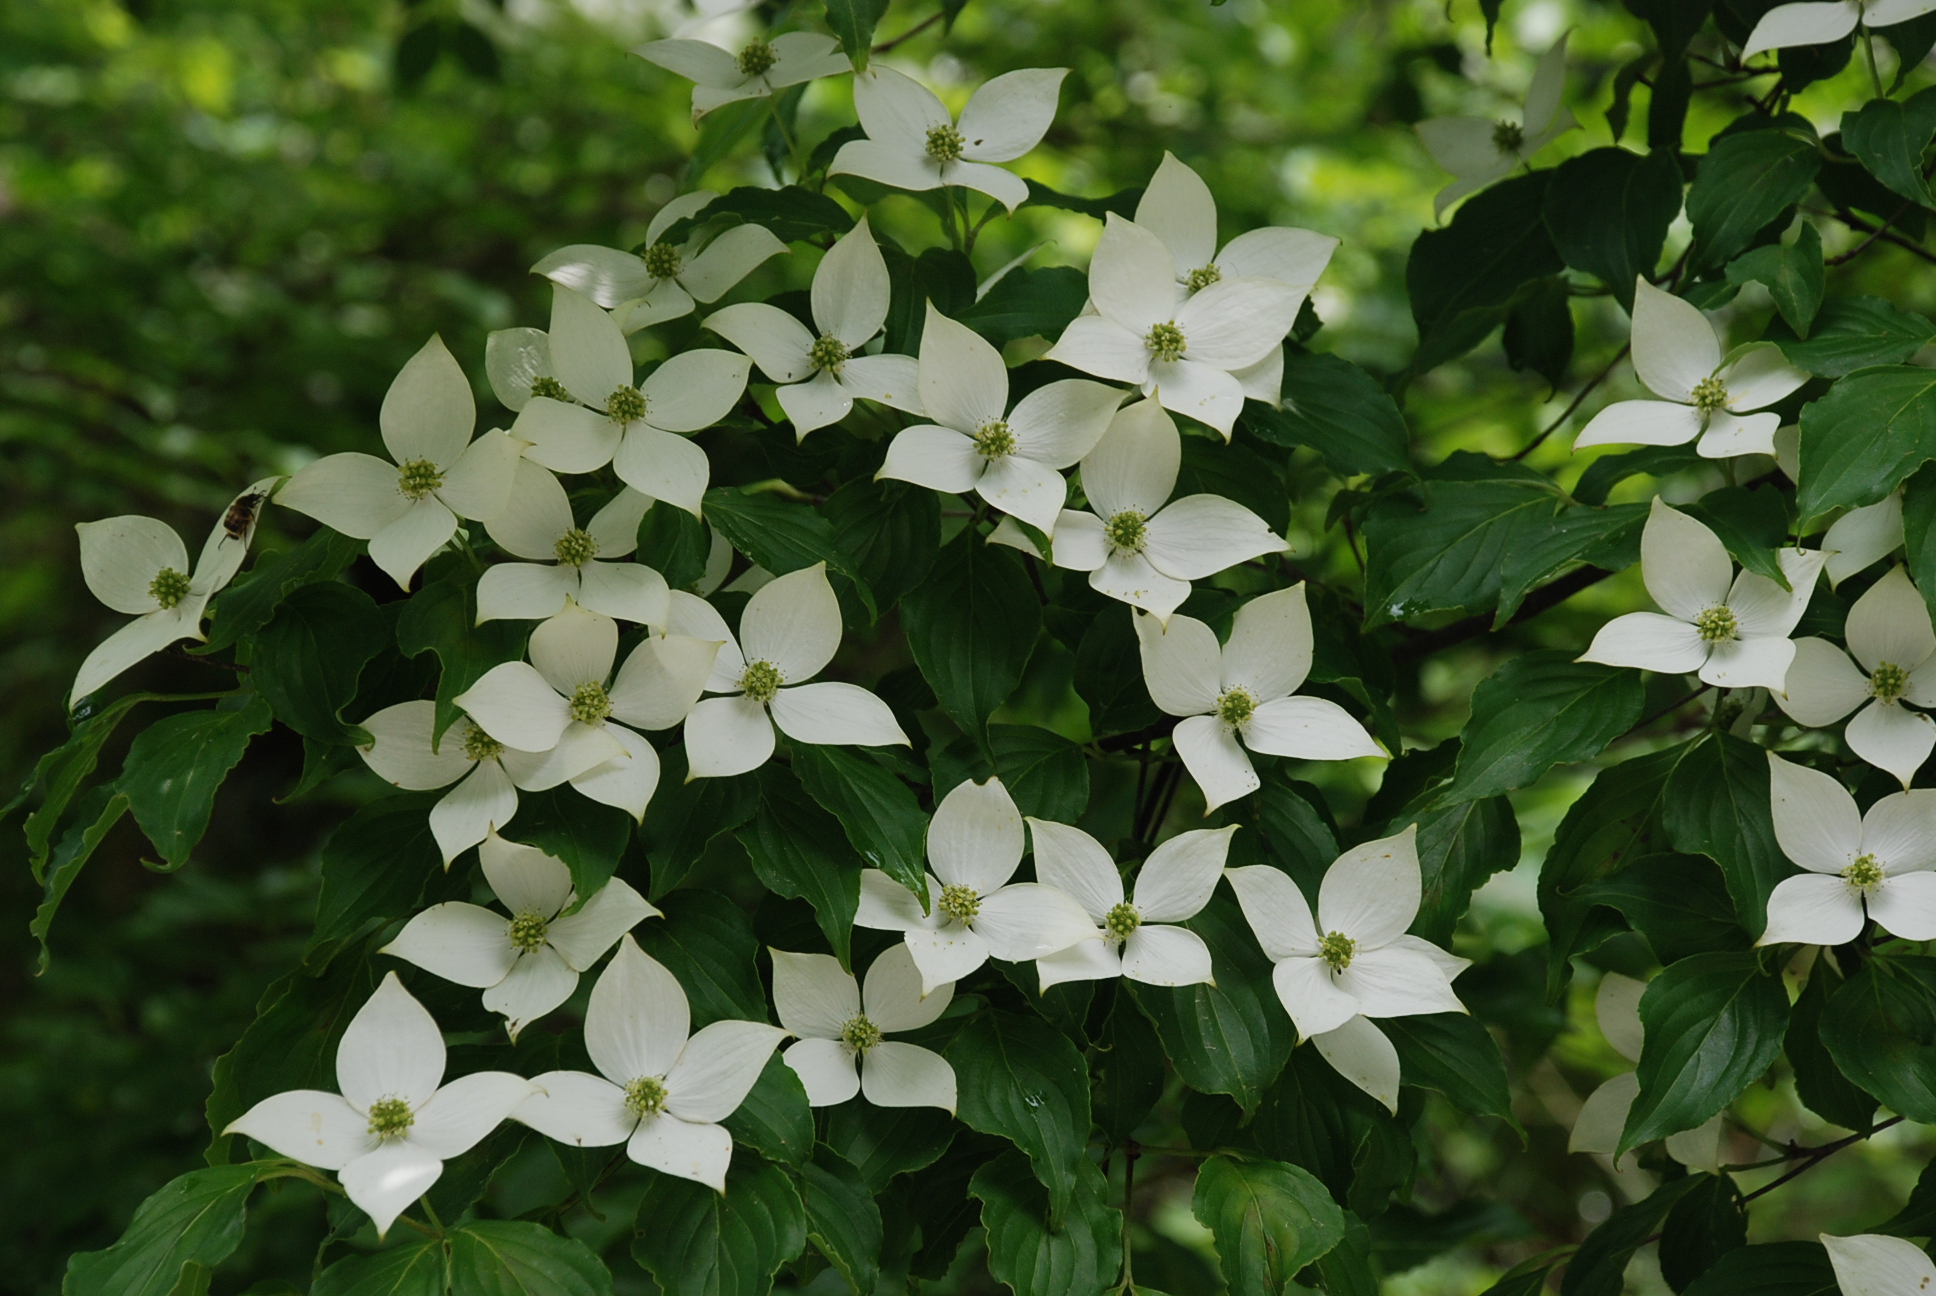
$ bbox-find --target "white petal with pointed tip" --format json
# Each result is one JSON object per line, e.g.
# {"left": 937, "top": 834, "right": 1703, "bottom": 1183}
{"left": 1312, "top": 1016, "right": 1401, "bottom": 1114}
{"left": 864, "top": 943, "right": 952, "bottom": 1032}
{"left": 1173, "top": 714, "right": 1260, "bottom": 811}
{"left": 336, "top": 974, "right": 446, "bottom": 1112}
{"left": 341, "top": 1141, "right": 443, "bottom": 1239}
{"left": 628, "top": 1113, "right": 735, "bottom": 1191}
{"left": 586, "top": 938, "right": 690, "bottom": 1087}
{"left": 382, "top": 903, "right": 517, "bottom": 989}
{"left": 513, "top": 1070, "right": 636, "bottom": 1147}
{"left": 862, "top": 1040, "right": 957, "bottom": 1111}
{"left": 929, "top": 777, "right": 1025, "bottom": 894}
{"left": 408, "top": 1070, "right": 535, "bottom": 1158}
{"left": 1120, "top": 924, "right": 1213, "bottom": 986}
{"left": 226, "top": 1090, "right": 370, "bottom": 1170}
{"left": 784, "top": 1037, "right": 861, "bottom": 1106}
{"left": 368, "top": 497, "right": 459, "bottom": 591}
{"left": 1821, "top": 1231, "right": 1936, "bottom": 1296}
{"left": 666, "top": 1020, "right": 789, "bottom": 1124}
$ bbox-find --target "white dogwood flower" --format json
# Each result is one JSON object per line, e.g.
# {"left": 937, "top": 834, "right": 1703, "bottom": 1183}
{"left": 877, "top": 304, "right": 1121, "bottom": 532}
{"left": 703, "top": 217, "right": 921, "bottom": 439}
{"left": 1136, "top": 584, "right": 1385, "bottom": 812}
{"left": 674, "top": 563, "right": 908, "bottom": 779}
{"left": 1045, "top": 215, "right": 1304, "bottom": 438}
{"left": 855, "top": 776, "right": 1099, "bottom": 994}
{"left": 510, "top": 285, "right": 751, "bottom": 515}
{"left": 1777, "top": 567, "right": 1936, "bottom": 786}
{"left": 1744, "top": 0, "right": 1936, "bottom": 58}
{"left": 455, "top": 602, "right": 721, "bottom": 819}
{"left": 1048, "top": 399, "right": 1287, "bottom": 622}
{"left": 532, "top": 190, "right": 789, "bottom": 334}
{"left": 771, "top": 944, "right": 956, "bottom": 1111}
{"left": 1567, "top": 973, "right": 1726, "bottom": 1171}
{"left": 278, "top": 337, "right": 521, "bottom": 589}
{"left": 1575, "top": 279, "right": 1810, "bottom": 460}
{"left": 635, "top": 30, "right": 850, "bottom": 120}
{"left": 224, "top": 973, "right": 534, "bottom": 1237}
{"left": 479, "top": 463, "right": 666, "bottom": 625}
{"left": 70, "top": 477, "right": 279, "bottom": 706}
{"left": 1226, "top": 826, "right": 1469, "bottom": 1039}
{"left": 1416, "top": 35, "right": 1578, "bottom": 218}
{"left": 1822, "top": 1231, "right": 1936, "bottom": 1296}
{"left": 514, "top": 936, "right": 787, "bottom": 1192}
{"left": 1579, "top": 498, "right": 1822, "bottom": 692}
{"left": 1823, "top": 490, "right": 1905, "bottom": 588}
{"left": 828, "top": 65, "right": 1067, "bottom": 213}
{"left": 1028, "top": 820, "right": 1233, "bottom": 991}
{"left": 382, "top": 834, "right": 657, "bottom": 1040}
{"left": 1760, "top": 752, "right": 1936, "bottom": 946}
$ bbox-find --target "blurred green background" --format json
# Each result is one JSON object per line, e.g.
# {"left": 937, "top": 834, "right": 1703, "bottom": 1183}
{"left": 4, "top": 0, "right": 1931, "bottom": 1291}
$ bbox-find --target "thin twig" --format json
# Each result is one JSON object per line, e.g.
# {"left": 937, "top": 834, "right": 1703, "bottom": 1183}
{"left": 166, "top": 645, "right": 249, "bottom": 673}
{"left": 1826, "top": 199, "right": 1916, "bottom": 266}
{"left": 1513, "top": 344, "right": 1630, "bottom": 460}
{"left": 1389, "top": 566, "right": 1611, "bottom": 665}
{"left": 1811, "top": 204, "right": 1936, "bottom": 266}
{"left": 872, "top": 10, "right": 944, "bottom": 54}
{"left": 1625, "top": 684, "right": 1710, "bottom": 737}
{"left": 1741, "top": 1118, "right": 1903, "bottom": 1204}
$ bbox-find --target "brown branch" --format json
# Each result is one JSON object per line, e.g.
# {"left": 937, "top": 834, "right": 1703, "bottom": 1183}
{"left": 1826, "top": 199, "right": 1917, "bottom": 266}
{"left": 1812, "top": 204, "right": 1936, "bottom": 266}
{"left": 1390, "top": 566, "right": 1612, "bottom": 666}
{"left": 871, "top": 11, "right": 943, "bottom": 53}
{"left": 1513, "top": 344, "right": 1630, "bottom": 461}
{"left": 1741, "top": 1117, "right": 1903, "bottom": 1204}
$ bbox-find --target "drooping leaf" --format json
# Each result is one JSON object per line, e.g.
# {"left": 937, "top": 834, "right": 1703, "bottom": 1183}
{"left": 1406, "top": 793, "right": 1520, "bottom": 946}
{"left": 971, "top": 1151, "right": 1121, "bottom": 1296}
{"left": 1659, "top": 732, "right": 1787, "bottom": 939}
{"left": 630, "top": 1156, "right": 807, "bottom": 1296}
{"left": 1785, "top": 951, "right": 1879, "bottom": 1131}
{"left": 1796, "top": 365, "right": 1936, "bottom": 525}
{"left": 901, "top": 528, "right": 1041, "bottom": 744}
{"left": 1380, "top": 1013, "right": 1518, "bottom": 1129}
{"left": 635, "top": 501, "right": 712, "bottom": 593}
{"left": 1542, "top": 147, "right": 1683, "bottom": 309}
{"left": 250, "top": 582, "right": 388, "bottom": 745}
{"left": 1245, "top": 351, "right": 1411, "bottom": 477}
{"left": 308, "top": 791, "right": 444, "bottom": 965}
{"left": 1191, "top": 1155, "right": 1346, "bottom": 1294}
{"left": 1622, "top": 952, "right": 1789, "bottom": 1155}
{"left": 737, "top": 765, "right": 862, "bottom": 967}
{"left": 1092, "top": 993, "right": 1165, "bottom": 1143}
{"left": 1767, "top": 295, "right": 1936, "bottom": 377}
{"left": 117, "top": 695, "right": 274, "bottom": 871}
{"left": 1725, "top": 222, "right": 1824, "bottom": 337}
{"left": 1363, "top": 473, "right": 1563, "bottom": 628}
{"left": 930, "top": 724, "right": 1090, "bottom": 823}
{"left": 1571, "top": 853, "right": 1748, "bottom": 965}
{"left": 823, "top": 0, "right": 887, "bottom": 69}
{"left": 1406, "top": 173, "right": 1564, "bottom": 377}
{"left": 1502, "top": 275, "right": 1575, "bottom": 390}
{"left": 956, "top": 264, "right": 1092, "bottom": 346}
{"left": 1440, "top": 653, "right": 1645, "bottom": 804}
{"left": 1020, "top": 179, "right": 1142, "bottom": 220}
{"left": 801, "top": 1147, "right": 884, "bottom": 1294}
{"left": 1659, "top": 1172, "right": 1747, "bottom": 1293}
{"left": 1820, "top": 954, "right": 1936, "bottom": 1124}
{"left": 499, "top": 785, "right": 632, "bottom": 903}
{"left": 823, "top": 478, "right": 941, "bottom": 613}
{"left": 30, "top": 786, "right": 130, "bottom": 970}
{"left": 789, "top": 742, "right": 929, "bottom": 902}
{"left": 824, "top": 1101, "right": 957, "bottom": 1192}
{"left": 448, "top": 1220, "right": 613, "bottom": 1296}
{"left": 200, "top": 527, "right": 363, "bottom": 655}
{"left": 701, "top": 488, "right": 875, "bottom": 617}
{"left": 631, "top": 890, "right": 768, "bottom": 1027}
{"left": 639, "top": 746, "right": 760, "bottom": 898}
{"left": 1686, "top": 124, "right": 1821, "bottom": 271}
{"left": 15, "top": 690, "right": 154, "bottom": 879}
{"left": 62, "top": 1164, "right": 267, "bottom": 1296}
{"left": 1840, "top": 86, "right": 1936, "bottom": 209}
{"left": 1679, "top": 1242, "right": 1837, "bottom": 1296}
{"left": 1681, "top": 485, "right": 1791, "bottom": 589}
{"left": 945, "top": 1009, "right": 1093, "bottom": 1219}
{"left": 719, "top": 1054, "right": 814, "bottom": 1168}
{"left": 1493, "top": 503, "right": 1645, "bottom": 627}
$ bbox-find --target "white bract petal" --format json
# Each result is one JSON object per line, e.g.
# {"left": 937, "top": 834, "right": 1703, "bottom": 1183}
{"left": 1821, "top": 1231, "right": 1936, "bottom": 1296}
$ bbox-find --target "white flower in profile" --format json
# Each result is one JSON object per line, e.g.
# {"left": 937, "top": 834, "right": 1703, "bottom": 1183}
{"left": 635, "top": 30, "right": 851, "bottom": 121}
{"left": 383, "top": 834, "right": 657, "bottom": 1040}
{"left": 532, "top": 191, "right": 789, "bottom": 334}
{"left": 1777, "top": 568, "right": 1936, "bottom": 786}
{"left": 703, "top": 217, "right": 922, "bottom": 440}
{"left": 1132, "top": 152, "right": 1339, "bottom": 405}
{"left": 1743, "top": 0, "right": 1936, "bottom": 58}
{"left": 1044, "top": 215, "right": 1305, "bottom": 438}
{"left": 1226, "top": 826, "right": 1469, "bottom": 1040}
{"left": 70, "top": 477, "right": 280, "bottom": 707}
{"left": 673, "top": 563, "right": 908, "bottom": 779}
{"left": 1415, "top": 35, "right": 1578, "bottom": 218}
{"left": 514, "top": 936, "right": 787, "bottom": 1192}
{"left": 224, "top": 973, "right": 534, "bottom": 1237}
{"left": 854, "top": 776, "right": 1099, "bottom": 994}
{"left": 1578, "top": 498, "right": 1823, "bottom": 692}
{"left": 1822, "top": 1231, "right": 1936, "bottom": 1296}
{"left": 828, "top": 65, "right": 1067, "bottom": 213}
{"left": 1759, "top": 752, "right": 1936, "bottom": 946}
{"left": 1047, "top": 399, "right": 1288, "bottom": 622}
{"left": 277, "top": 337, "right": 521, "bottom": 589}
{"left": 455, "top": 602, "right": 721, "bottom": 819}
{"left": 1575, "top": 279, "right": 1810, "bottom": 460}
{"left": 1823, "top": 490, "right": 1905, "bottom": 588}
{"left": 1136, "top": 584, "right": 1386, "bottom": 812}
{"left": 877, "top": 304, "right": 1122, "bottom": 532}
{"left": 479, "top": 463, "right": 667, "bottom": 625}
{"left": 1028, "top": 820, "right": 1233, "bottom": 991}
{"left": 771, "top": 944, "right": 956, "bottom": 1111}
{"left": 1567, "top": 973, "right": 1726, "bottom": 1172}
{"left": 510, "top": 285, "right": 751, "bottom": 515}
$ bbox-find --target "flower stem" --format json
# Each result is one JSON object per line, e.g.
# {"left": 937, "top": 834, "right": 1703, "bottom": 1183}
{"left": 766, "top": 97, "right": 805, "bottom": 182}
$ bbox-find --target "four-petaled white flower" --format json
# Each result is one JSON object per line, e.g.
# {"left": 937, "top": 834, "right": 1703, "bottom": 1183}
{"left": 1028, "top": 820, "right": 1232, "bottom": 991}
{"left": 511, "top": 285, "right": 751, "bottom": 516}
{"left": 70, "top": 477, "right": 279, "bottom": 707}
{"left": 455, "top": 602, "right": 721, "bottom": 819}
{"left": 1777, "top": 567, "right": 1936, "bottom": 786}
{"left": 771, "top": 944, "right": 957, "bottom": 1111}
{"left": 1045, "top": 216, "right": 1305, "bottom": 438}
{"left": 1048, "top": 399, "right": 1288, "bottom": 622}
{"left": 1136, "top": 583, "right": 1385, "bottom": 812}
{"left": 704, "top": 217, "right": 922, "bottom": 439}
{"left": 1576, "top": 279, "right": 1809, "bottom": 460}
{"left": 878, "top": 303, "right": 1122, "bottom": 533}
{"left": 1823, "top": 490, "right": 1904, "bottom": 588}
{"left": 855, "top": 776, "right": 1099, "bottom": 994}
{"left": 1759, "top": 752, "right": 1936, "bottom": 946}
{"left": 532, "top": 190, "right": 789, "bottom": 333}
{"left": 670, "top": 563, "right": 909, "bottom": 779}
{"left": 479, "top": 462, "right": 667, "bottom": 625}
{"left": 278, "top": 336, "right": 522, "bottom": 589}
{"left": 1744, "top": 0, "right": 1936, "bottom": 58}
{"left": 1566, "top": 973, "right": 1725, "bottom": 1172}
{"left": 828, "top": 65, "right": 1067, "bottom": 214}
{"left": 1415, "top": 35, "right": 1578, "bottom": 218}
{"left": 382, "top": 833, "right": 658, "bottom": 1040}
{"left": 1131, "top": 152, "right": 1339, "bottom": 406}
{"left": 1821, "top": 1231, "right": 1936, "bottom": 1296}
{"left": 636, "top": 31, "right": 851, "bottom": 120}
{"left": 224, "top": 973, "right": 534, "bottom": 1237}
{"left": 1579, "top": 498, "right": 1823, "bottom": 692}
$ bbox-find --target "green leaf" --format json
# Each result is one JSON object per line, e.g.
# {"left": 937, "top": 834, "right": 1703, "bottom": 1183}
{"left": 1441, "top": 653, "right": 1645, "bottom": 804}
{"left": 1903, "top": 463, "right": 1936, "bottom": 621}
{"left": 1542, "top": 147, "right": 1683, "bottom": 309}
{"left": 1408, "top": 794, "right": 1520, "bottom": 945}
{"left": 1681, "top": 484, "right": 1791, "bottom": 588}
{"left": 251, "top": 582, "right": 388, "bottom": 745}
{"left": 1092, "top": 993, "right": 1165, "bottom": 1143}
{"left": 311, "top": 1238, "right": 448, "bottom": 1296}
{"left": 823, "top": 478, "right": 941, "bottom": 613}
{"left": 882, "top": 245, "right": 976, "bottom": 353}
{"left": 1622, "top": 951, "right": 1789, "bottom": 1155}
{"left": 1571, "top": 853, "right": 1748, "bottom": 965}
{"left": 1191, "top": 1155, "right": 1346, "bottom": 1294}
{"left": 630, "top": 1157, "right": 806, "bottom": 1296}
{"left": 1561, "top": 1176, "right": 1705, "bottom": 1296}
{"left": 1659, "top": 1173, "right": 1747, "bottom": 1292}
{"left": 790, "top": 741, "right": 929, "bottom": 902}
{"left": 956, "top": 265, "right": 1091, "bottom": 347}
{"left": 801, "top": 1147, "right": 883, "bottom": 1294}
{"left": 445, "top": 1220, "right": 612, "bottom": 1295}
{"left": 1767, "top": 295, "right": 1936, "bottom": 377}
{"left": 499, "top": 785, "right": 632, "bottom": 903}
{"left": 902, "top": 528, "right": 1040, "bottom": 742}
{"left": 824, "top": 1102, "right": 957, "bottom": 1192}
{"left": 1881, "top": 1154, "right": 1936, "bottom": 1235}
{"left": 1660, "top": 732, "right": 1786, "bottom": 938}
{"left": 632, "top": 890, "right": 768, "bottom": 1027}
{"left": 1406, "top": 172, "right": 1564, "bottom": 377}
{"left": 720, "top": 1055, "right": 814, "bottom": 1168}
{"left": 1840, "top": 86, "right": 1936, "bottom": 208}
{"left": 396, "top": 562, "right": 531, "bottom": 745}
{"left": 1368, "top": 1199, "right": 1533, "bottom": 1274}
{"left": 971, "top": 1151, "right": 1121, "bottom": 1296}
{"left": 1494, "top": 503, "right": 1646, "bottom": 627}
{"left": 1020, "top": 179, "right": 1142, "bottom": 220}
{"left": 1380, "top": 1014, "right": 1518, "bottom": 1128}
{"left": 701, "top": 488, "right": 875, "bottom": 618}
{"left": 117, "top": 696, "right": 274, "bottom": 871}
{"left": 652, "top": 184, "right": 854, "bottom": 246}
{"left": 1502, "top": 275, "right": 1575, "bottom": 390}
{"left": 930, "top": 724, "right": 1090, "bottom": 823}
{"left": 1686, "top": 125, "right": 1821, "bottom": 271}
{"left": 1071, "top": 602, "right": 1163, "bottom": 738}
{"left": 1680, "top": 1242, "right": 1837, "bottom": 1296}
{"left": 1574, "top": 446, "right": 1706, "bottom": 506}
{"left": 635, "top": 501, "right": 711, "bottom": 592}
{"left": 639, "top": 746, "right": 760, "bottom": 898}
{"left": 308, "top": 791, "right": 444, "bottom": 964}
{"left": 688, "top": 98, "right": 767, "bottom": 185}
{"left": 201, "top": 527, "right": 362, "bottom": 654}
{"left": 823, "top": 0, "right": 886, "bottom": 69}
{"left": 31, "top": 786, "right": 130, "bottom": 969}
{"left": 737, "top": 766, "right": 861, "bottom": 967}
{"left": 14, "top": 690, "right": 153, "bottom": 878}
{"left": 1796, "top": 365, "right": 1936, "bottom": 525}
{"left": 1244, "top": 351, "right": 1411, "bottom": 477}
{"left": 1726, "top": 222, "right": 1824, "bottom": 337}
{"left": 945, "top": 1009, "right": 1092, "bottom": 1219}
{"left": 63, "top": 1164, "right": 264, "bottom": 1296}
{"left": 1821, "top": 954, "right": 1936, "bottom": 1124}
{"left": 1473, "top": 1249, "right": 1574, "bottom": 1296}
{"left": 1363, "top": 475, "right": 1562, "bottom": 628}
{"left": 1785, "top": 952, "right": 1878, "bottom": 1131}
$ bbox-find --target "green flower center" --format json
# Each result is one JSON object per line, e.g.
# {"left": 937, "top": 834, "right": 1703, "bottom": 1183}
{"left": 1690, "top": 375, "right": 1730, "bottom": 413}
{"left": 1318, "top": 930, "right": 1356, "bottom": 972}
{"left": 840, "top": 1014, "right": 883, "bottom": 1053}
{"left": 555, "top": 528, "right": 599, "bottom": 567}
{"left": 1871, "top": 661, "right": 1910, "bottom": 703}
{"left": 1186, "top": 264, "right": 1222, "bottom": 292}
{"left": 149, "top": 567, "right": 191, "bottom": 610}
{"left": 1492, "top": 119, "right": 1524, "bottom": 152}
{"left": 809, "top": 333, "right": 849, "bottom": 373}
{"left": 397, "top": 458, "right": 444, "bottom": 501}
{"left": 1844, "top": 853, "right": 1885, "bottom": 894}
{"left": 925, "top": 123, "right": 965, "bottom": 164}
{"left": 462, "top": 723, "right": 504, "bottom": 763}
{"left": 1104, "top": 509, "right": 1148, "bottom": 555}
{"left": 624, "top": 1075, "right": 669, "bottom": 1118}
{"left": 1145, "top": 320, "right": 1187, "bottom": 363}
{"left": 938, "top": 882, "right": 980, "bottom": 924}
{"left": 607, "top": 386, "right": 647, "bottom": 424}
{"left": 366, "top": 1096, "right": 414, "bottom": 1140}
{"left": 530, "top": 375, "right": 570, "bottom": 402}
{"left": 1216, "top": 687, "right": 1256, "bottom": 728}
{"left": 508, "top": 910, "right": 549, "bottom": 952}
{"left": 736, "top": 39, "right": 776, "bottom": 78}
{"left": 1693, "top": 605, "right": 1738, "bottom": 643}
{"left": 740, "top": 659, "right": 784, "bottom": 705}
{"left": 642, "top": 241, "right": 683, "bottom": 280}
{"left": 973, "top": 419, "right": 1015, "bottom": 459}
{"left": 570, "top": 681, "right": 612, "bottom": 725}
{"left": 1105, "top": 901, "right": 1142, "bottom": 941}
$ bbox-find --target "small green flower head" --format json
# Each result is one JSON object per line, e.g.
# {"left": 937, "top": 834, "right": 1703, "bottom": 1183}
{"left": 570, "top": 681, "right": 612, "bottom": 725}
{"left": 925, "top": 123, "right": 965, "bottom": 165}
{"left": 397, "top": 458, "right": 444, "bottom": 501}
{"left": 530, "top": 375, "right": 571, "bottom": 402}
{"left": 149, "top": 567, "right": 191, "bottom": 610}
{"left": 1694, "top": 605, "right": 1738, "bottom": 644}
{"left": 607, "top": 386, "right": 648, "bottom": 425}
{"left": 1318, "top": 930, "right": 1356, "bottom": 972}
{"left": 1844, "top": 853, "right": 1885, "bottom": 894}
{"left": 1690, "top": 375, "right": 1730, "bottom": 414}
{"left": 973, "top": 419, "right": 1016, "bottom": 459}
{"left": 1186, "top": 264, "right": 1222, "bottom": 292}
{"left": 624, "top": 1075, "right": 669, "bottom": 1118}
{"left": 1216, "top": 687, "right": 1256, "bottom": 728}
{"left": 736, "top": 39, "right": 776, "bottom": 79}
{"left": 1871, "top": 661, "right": 1910, "bottom": 703}
{"left": 740, "top": 660, "right": 784, "bottom": 705}
{"left": 508, "top": 911, "right": 550, "bottom": 953}
{"left": 1145, "top": 320, "right": 1187, "bottom": 363}
{"left": 809, "top": 333, "right": 850, "bottom": 373}
{"left": 938, "top": 882, "right": 981, "bottom": 924}
{"left": 1492, "top": 119, "right": 1525, "bottom": 153}
{"left": 463, "top": 723, "right": 504, "bottom": 763}
{"left": 554, "top": 528, "right": 599, "bottom": 568}
{"left": 1104, "top": 510, "right": 1148, "bottom": 555}
{"left": 840, "top": 1014, "right": 883, "bottom": 1053}
{"left": 365, "top": 1096, "right": 414, "bottom": 1140}
{"left": 1104, "top": 902, "right": 1142, "bottom": 941}
{"left": 643, "top": 241, "right": 682, "bottom": 280}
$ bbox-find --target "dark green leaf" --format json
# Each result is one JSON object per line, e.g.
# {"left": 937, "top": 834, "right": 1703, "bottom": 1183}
{"left": 1680, "top": 1242, "right": 1837, "bottom": 1296}
{"left": 117, "top": 696, "right": 273, "bottom": 871}
{"left": 1407, "top": 173, "right": 1564, "bottom": 377}
{"left": 1191, "top": 1155, "right": 1345, "bottom": 1293}
{"left": 1072, "top": 603, "right": 1162, "bottom": 739}
{"left": 1503, "top": 275, "right": 1575, "bottom": 390}
{"left": 1406, "top": 794, "right": 1519, "bottom": 945}
{"left": 654, "top": 184, "right": 854, "bottom": 247}
{"left": 632, "top": 890, "right": 768, "bottom": 1027}
{"left": 1659, "top": 1173, "right": 1746, "bottom": 1293}
{"left": 639, "top": 746, "right": 760, "bottom": 898}
{"left": 957, "top": 265, "right": 1091, "bottom": 347}
{"left": 971, "top": 1151, "right": 1121, "bottom": 1296}
{"left": 1574, "top": 446, "right": 1705, "bottom": 506}
{"left": 1767, "top": 295, "right": 1936, "bottom": 377}
{"left": 630, "top": 1157, "right": 807, "bottom": 1296}
{"left": 1572, "top": 853, "right": 1748, "bottom": 965}
{"left": 1796, "top": 365, "right": 1936, "bottom": 525}
{"left": 252, "top": 582, "right": 387, "bottom": 745}
{"left": 1176, "top": 437, "right": 1289, "bottom": 534}
{"left": 1660, "top": 732, "right": 1786, "bottom": 938}
{"left": 1623, "top": 952, "right": 1789, "bottom": 1155}
{"left": 930, "top": 724, "right": 1090, "bottom": 823}
{"left": 1441, "top": 653, "right": 1646, "bottom": 803}
{"left": 1561, "top": 1176, "right": 1705, "bottom": 1296}
{"left": 1880, "top": 1154, "right": 1936, "bottom": 1236}
{"left": 1840, "top": 87, "right": 1936, "bottom": 209}
{"left": 823, "top": 478, "right": 940, "bottom": 613}
{"left": 1474, "top": 1249, "right": 1574, "bottom": 1296}
{"left": 1020, "top": 179, "right": 1142, "bottom": 220}
{"left": 499, "top": 785, "right": 632, "bottom": 903}
{"left": 1380, "top": 1014, "right": 1517, "bottom": 1128}
{"left": 901, "top": 528, "right": 1041, "bottom": 742}
{"left": 394, "top": 20, "right": 441, "bottom": 89}
{"left": 701, "top": 489, "right": 875, "bottom": 617}
{"left": 1245, "top": 351, "right": 1411, "bottom": 477}
{"left": 395, "top": 563, "right": 531, "bottom": 745}
{"left": 1686, "top": 125, "right": 1820, "bottom": 271}
{"left": 824, "top": 1102, "right": 957, "bottom": 1192}
{"left": 1542, "top": 147, "right": 1683, "bottom": 309}
{"left": 445, "top": 22, "right": 500, "bottom": 81}
{"left": 823, "top": 0, "right": 886, "bottom": 68}
{"left": 1494, "top": 503, "right": 1645, "bottom": 626}
{"left": 447, "top": 1220, "right": 612, "bottom": 1295}
{"left": 1649, "top": 55, "right": 1692, "bottom": 150}
{"left": 1726, "top": 222, "right": 1824, "bottom": 337}
{"left": 31, "top": 787, "right": 129, "bottom": 970}
{"left": 1821, "top": 955, "right": 1936, "bottom": 1124}
{"left": 308, "top": 791, "right": 444, "bottom": 965}
{"left": 720, "top": 1055, "right": 814, "bottom": 1168}
{"left": 1905, "top": 463, "right": 1936, "bottom": 621}
{"left": 1363, "top": 476, "right": 1561, "bottom": 628}
{"left": 945, "top": 1009, "right": 1092, "bottom": 1219}
{"left": 882, "top": 245, "right": 976, "bottom": 352}
{"left": 63, "top": 1164, "right": 263, "bottom": 1296}
{"left": 1092, "top": 993, "right": 1165, "bottom": 1143}
{"left": 801, "top": 1147, "right": 883, "bottom": 1294}
{"left": 688, "top": 98, "right": 768, "bottom": 185}
{"left": 15, "top": 690, "right": 152, "bottom": 877}
{"left": 636, "top": 501, "right": 712, "bottom": 592}
{"left": 789, "top": 742, "right": 928, "bottom": 902}
{"left": 1786, "top": 952, "right": 1878, "bottom": 1131}
{"left": 1681, "top": 485, "right": 1791, "bottom": 589}
{"left": 737, "top": 766, "right": 861, "bottom": 967}
{"left": 311, "top": 1237, "right": 448, "bottom": 1296}
{"left": 201, "top": 527, "right": 362, "bottom": 654}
